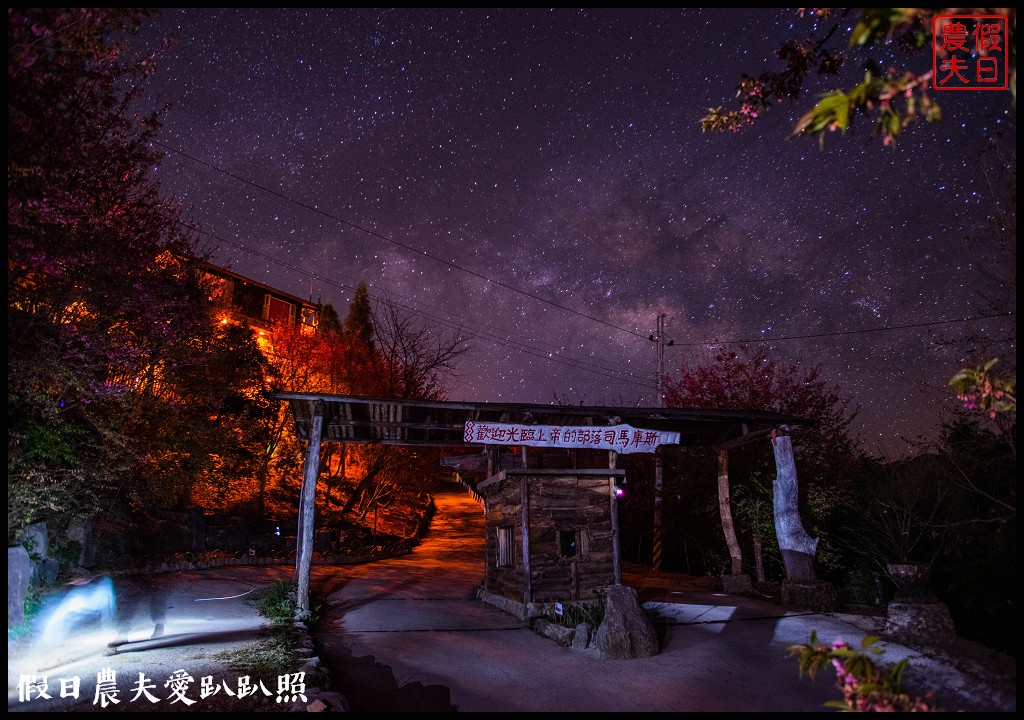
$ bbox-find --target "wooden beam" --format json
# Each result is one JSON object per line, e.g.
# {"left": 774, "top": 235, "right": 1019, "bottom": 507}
{"left": 719, "top": 426, "right": 776, "bottom": 451}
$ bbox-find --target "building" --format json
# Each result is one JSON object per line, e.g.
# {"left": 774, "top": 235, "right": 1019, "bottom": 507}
{"left": 476, "top": 467, "right": 626, "bottom": 620}
{"left": 201, "top": 261, "right": 320, "bottom": 335}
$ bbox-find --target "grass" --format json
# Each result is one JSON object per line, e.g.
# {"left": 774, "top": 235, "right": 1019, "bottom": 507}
{"left": 257, "top": 580, "right": 298, "bottom": 622}
{"left": 547, "top": 599, "right": 605, "bottom": 628}
{"left": 215, "top": 580, "right": 300, "bottom": 677}
{"left": 216, "top": 627, "right": 298, "bottom": 678}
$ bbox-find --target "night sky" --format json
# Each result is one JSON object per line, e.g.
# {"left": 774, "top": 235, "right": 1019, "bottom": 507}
{"left": 132, "top": 8, "right": 1015, "bottom": 457}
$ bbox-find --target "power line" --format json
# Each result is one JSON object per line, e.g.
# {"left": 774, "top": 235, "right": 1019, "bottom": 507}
{"left": 197, "top": 222, "right": 1013, "bottom": 398}
{"left": 189, "top": 224, "right": 657, "bottom": 388}
{"left": 162, "top": 143, "right": 1012, "bottom": 360}
{"left": 154, "top": 139, "right": 651, "bottom": 341}
{"left": 675, "top": 311, "right": 1013, "bottom": 347}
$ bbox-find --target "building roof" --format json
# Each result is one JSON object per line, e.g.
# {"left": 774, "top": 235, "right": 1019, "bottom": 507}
{"left": 273, "top": 391, "right": 813, "bottom": 449}
{"left": 201, "top": 260, "right": 320, "bottom": 310}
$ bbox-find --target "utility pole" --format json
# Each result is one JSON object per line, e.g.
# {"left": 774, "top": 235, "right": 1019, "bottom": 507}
{"left": 648, "top": 314, "right": 673, "bottom": 572}
{"left": 649, "top": 313, "right": 673, "bottom": 407}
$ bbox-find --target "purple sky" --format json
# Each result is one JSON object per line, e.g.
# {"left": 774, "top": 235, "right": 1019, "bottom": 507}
{"left": 132, "top": 8, "right": 1015, "bottom": 457}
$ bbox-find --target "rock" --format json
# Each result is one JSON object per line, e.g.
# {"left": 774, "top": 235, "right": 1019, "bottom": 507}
{"left": 782, "top": 579, "right": 838, "bottom": 612}
{"left": 68, "top": 518, "right": 96, "bottom": 568}
{"left": 722, "top": 573, "right": 752, "bottom": 594}
{"left": 35, "top": 557, "right": 62, "bottom": 585}
{"left": 295, "top": 690, "right": 349, "bottom": 712}
{"left": 595, "top": 584, "right": 659, "bottom": 658}
{"left": 315, "top": 691, "right": 350, "bottom": 712}
{"left": 8, "top": 546, "right": 32, "bottom": 627}
{"left": 886, "top": 600, "right": 957, "bottom": 645}
{"left": 18, "top": 522, "right": 48, "bottom": 560}
{"left": 571, "top": 622, "right": 591, "bottom": 650}
{"left": 540, "top": 619, "right": 575, "bottom": 645}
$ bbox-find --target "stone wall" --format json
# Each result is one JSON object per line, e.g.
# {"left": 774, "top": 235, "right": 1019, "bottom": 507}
{"left": 885, "top": 600, "right": 957, "bottom": 646}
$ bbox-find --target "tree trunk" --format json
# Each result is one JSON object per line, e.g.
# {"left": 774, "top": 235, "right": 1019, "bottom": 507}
{"left": 717, "top": 447, "right": 743, "bottom": 575}
{"left": 771, "top": 433, "right": 818, "bottom": 582}
{"left": 753, "top": 533, "right": 765, "bottom": 583}
{"left": 339, "top": 447, "right": 390, "bottom": 515}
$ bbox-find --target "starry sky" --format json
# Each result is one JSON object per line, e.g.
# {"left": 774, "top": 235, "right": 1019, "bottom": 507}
{"left": 132, "top": 8, "right": 1015, "bottom": 457}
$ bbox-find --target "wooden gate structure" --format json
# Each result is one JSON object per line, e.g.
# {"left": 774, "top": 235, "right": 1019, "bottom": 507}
{"left": 274, "top": 391, "right": 813, "bottom": 614}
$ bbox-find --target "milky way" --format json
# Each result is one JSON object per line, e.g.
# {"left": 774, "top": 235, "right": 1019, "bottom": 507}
{"left": 132, "top": 8, "right": 1016, "bottom": 456}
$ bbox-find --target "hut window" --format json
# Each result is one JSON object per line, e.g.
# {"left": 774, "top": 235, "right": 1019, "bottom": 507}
{"left": 557, "top": 530, "right": 579, "bottom": 558}
{"left": 496, "top": 526, "right": 514, "bottom": 567}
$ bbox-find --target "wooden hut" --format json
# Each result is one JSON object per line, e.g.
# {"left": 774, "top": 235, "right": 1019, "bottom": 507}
{"left": 476, "top": 468, "right": 626, "bottom": 620}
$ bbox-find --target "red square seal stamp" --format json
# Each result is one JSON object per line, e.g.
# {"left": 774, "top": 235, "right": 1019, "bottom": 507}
{"left": 932, "top": 14, "right": 1009, "bottom": 90}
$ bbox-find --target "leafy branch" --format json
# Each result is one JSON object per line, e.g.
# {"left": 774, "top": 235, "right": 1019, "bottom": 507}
{"left": 949, "top": 358, "right": 1017, "bottom": 419}
{"left": 789, "top": 631, "right": 940, "bottom": 712}
{"left": 701, "top": 8, "right": 1016, "bottom": 147}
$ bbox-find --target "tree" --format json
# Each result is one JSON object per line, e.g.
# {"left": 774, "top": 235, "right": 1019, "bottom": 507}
{"left": 7, "top": 8, "right": 222, "bottom": 538}
{"left": 8, "top": 10, "right": 280, "bottom": 561}
{"left": 732, "top": 471, "right": 776, "bottom": 582}
{"left": 330, "top": 290, "right": 464, "bottom": 535}
{"left": 832, "top": 413, "right": 1015, "bottom": 652}
{"left": 701, "top": 9, "right": 1017, "bottom": 434}
{"left": 254, "top": 321, "right": 333, "bottom": 519}
{"left": 945, "top": 138, "right": 1016, "bottom": 434}
{"left": 701, "top": 8, "right": 1016, "bottom": 147}
{"left": 371, "top": 294, "right": 469, "bottom": 401}
{"left": 317, "top": 302, "right": 344, "bottom": 337}
{"left": 926, "top": 414, "right": 1015, "bottom": 653}
{"left": 839, "top": 455, "right": 958, "bottom": 569}
{"left": 139, "top": 316, "right": 275, "bottom": 513}
{"left": 662, "top": 346, "right": 862, "bottom": 581}
{"left": 344, "top": 282, "right": 375, "bottom": 352}
{"left": 258, "top": 288, "right": 461, "bottom": 539}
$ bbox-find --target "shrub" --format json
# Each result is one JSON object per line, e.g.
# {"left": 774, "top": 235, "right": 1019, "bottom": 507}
{"left": 547, "top": 599, "right": 604, "bottom": 628}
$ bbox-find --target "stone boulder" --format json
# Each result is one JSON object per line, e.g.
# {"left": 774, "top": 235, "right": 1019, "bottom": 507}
{"left": 885, "top": 600, "right": 957, "bottom": 647}
{"left": 782, "top": 579, "right": 837, "bottom": 612}
{"left": 8, "top": 546, "right": 32, "bottom": 627}
{"left": 571, "top": 622, "right": 592, "bottom": 650}
{"left": 18, "top": 522, "right": 48, "bottom": 560}
{"left": 722, "top": 573, "right": 752, "bottom": 594}
{"left": 595, "top": 585, "right": 659, "bottom": 659}
{"left": 68, "top": 518, "right": 96, "bottom": 568}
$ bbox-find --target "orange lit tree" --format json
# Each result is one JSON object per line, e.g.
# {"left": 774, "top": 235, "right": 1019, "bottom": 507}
{"left": 7, "top": 9, "right": 270, "bottom": 538}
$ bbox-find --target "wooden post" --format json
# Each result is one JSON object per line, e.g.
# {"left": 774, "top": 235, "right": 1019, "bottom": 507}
{"left": 482, "top": 488, "right": 490, "bottom": 592}
{"left": 653, "top": 448, "right": 663, "bottom": 572}
{"left": 609, "top": 451, "right": 622, "bottom": 586}
{"left": 718, "top": 446, "right": 743, "bottom": 575}
{"left": 486, "top": 446, "right": 498, "bottom": 477}
{"left": 520, "top": 475, "right": 532, "bottom": 610}
{"left": 296, "top": 400, "right": 325, "bottom": 616}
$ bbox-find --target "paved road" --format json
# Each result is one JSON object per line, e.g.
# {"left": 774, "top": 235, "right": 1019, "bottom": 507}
{"left": 311, "top": 480, "right": 1006, "bottom": 713}
{"left": 9, "top": 565, "right": 295, "bottom": 713}
{"left": 10, "top": 480, "right": 1013, "bottom": 713}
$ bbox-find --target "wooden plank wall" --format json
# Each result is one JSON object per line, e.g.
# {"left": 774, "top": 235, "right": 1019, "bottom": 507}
{"left": 484, "top": 472, "right": 615, "bottom": 604}
{"left": 527, "top": 474, "right": 614, "bottom": 602}
{"left": 483, "top": 475, "right": 525, "bottom": 601}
